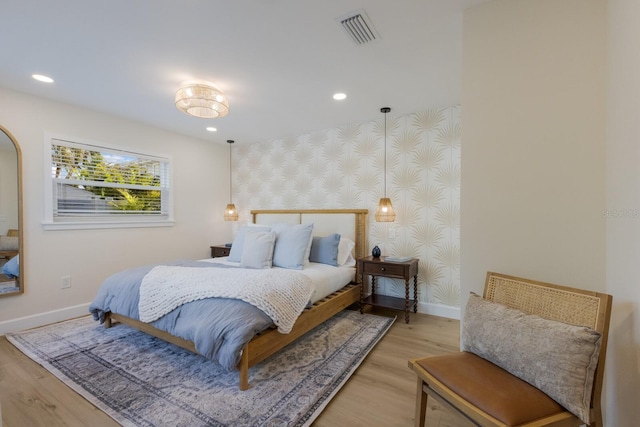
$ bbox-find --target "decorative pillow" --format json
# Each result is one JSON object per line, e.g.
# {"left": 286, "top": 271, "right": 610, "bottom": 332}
{"left": 227, "top": 225, "right": 271, "bottom": 262}
{"left": 337, "top": 237, "right": 356, "bottom": 266}
{"left": 239, "top": 230, "right": 276, "bottom": 269}
{"left": 271, "top": 223, "right": 314, "bottom": 270}
{"left": 462, "top": 294, "right": 602, "bottom": 424}
{"left": 309, "top": 233, "right": 341, "bottom": 266}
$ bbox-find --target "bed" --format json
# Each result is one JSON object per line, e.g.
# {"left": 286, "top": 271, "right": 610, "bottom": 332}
{"left": 90, "top": 209, "right": 368, "bottom": 390}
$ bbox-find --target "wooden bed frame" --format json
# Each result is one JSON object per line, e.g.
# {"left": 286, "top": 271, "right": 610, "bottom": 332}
{"left": 104, "top": 208, "right": 368, "bottom": 390}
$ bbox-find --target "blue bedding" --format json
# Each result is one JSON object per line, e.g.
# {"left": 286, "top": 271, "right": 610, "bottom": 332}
{"left": 2, "top": 254, "right": 19, "bottom": 278}
{"left": 89, "top": 260, "right": 273, "bottom": 371}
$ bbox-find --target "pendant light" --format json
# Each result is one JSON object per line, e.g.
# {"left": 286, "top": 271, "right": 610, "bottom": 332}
{"left": 375, "top": 107, "right": 396, "bottom": 222}
{"left": 224, "top": 140, "right": 238, "bottom": 221}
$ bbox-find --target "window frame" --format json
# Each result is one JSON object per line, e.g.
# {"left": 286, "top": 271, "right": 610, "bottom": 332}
{"left": 43, "top": 133, "right": 174, "bottom": 230}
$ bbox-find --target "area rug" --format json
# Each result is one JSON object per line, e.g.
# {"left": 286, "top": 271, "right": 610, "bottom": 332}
{"left": 6, "top": 310, "right": 394, "bottom": 427}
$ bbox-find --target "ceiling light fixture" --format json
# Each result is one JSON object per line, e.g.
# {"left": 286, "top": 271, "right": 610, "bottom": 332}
{"left": 32, "top": 74, "right": 54, "bottom": 83}
{"left": 175, "top": 83, "right": 229, "bottom": 119}
{"left": 375, "top": 107, "right": 396, "bottom": 222}
{"left": 206, "top": 127, "right": 217, "bottom": 132}
{"left": 224, "top": 139, "right": 238, "bottom": 221}
{"left": 333, "top": 93, "right": 347, "bottom": 100}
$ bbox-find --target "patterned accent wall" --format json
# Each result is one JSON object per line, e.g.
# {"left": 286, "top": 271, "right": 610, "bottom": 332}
{"left": 234, "top": 106, "right": 461, "bottom": 308}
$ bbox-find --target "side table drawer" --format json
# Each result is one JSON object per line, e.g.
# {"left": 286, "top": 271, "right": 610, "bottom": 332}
{"left": 211, "top": 246, "right": 231, "bottom": 258}
{"left": 362, "top": 262, "right": 405, "bottom": 277}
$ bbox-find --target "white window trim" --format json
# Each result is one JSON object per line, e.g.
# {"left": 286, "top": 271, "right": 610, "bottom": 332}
{"left": 43, "top": 132, "right": 174, "bottom": 230}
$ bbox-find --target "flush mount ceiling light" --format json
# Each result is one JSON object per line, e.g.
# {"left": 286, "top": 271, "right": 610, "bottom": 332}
{"left": 175, "top": 83, "right": 229, "bottom": 119}
{"left": 333, "top": 93, "right": 347, "bottom": 100}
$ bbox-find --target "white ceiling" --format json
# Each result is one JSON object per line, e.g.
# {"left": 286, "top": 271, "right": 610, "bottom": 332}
{"left": 0, "top": 0, "right": 486, "bottom": 145}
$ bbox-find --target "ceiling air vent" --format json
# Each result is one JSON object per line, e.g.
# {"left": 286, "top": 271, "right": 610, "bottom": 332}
{"left": 338, "top": 10, "right": 379, "bottom": 46}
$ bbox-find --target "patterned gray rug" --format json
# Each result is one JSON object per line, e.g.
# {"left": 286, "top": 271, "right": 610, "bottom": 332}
{"left": 7, "top": 310, "right": 393, "bottom": 427}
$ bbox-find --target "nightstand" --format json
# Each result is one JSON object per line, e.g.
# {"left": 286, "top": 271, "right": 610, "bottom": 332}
{"left": 210, "top": 244, "right": 231, "bottom": 258}
{"left": 358, "top": 256, "right": 419, "bottom": 323}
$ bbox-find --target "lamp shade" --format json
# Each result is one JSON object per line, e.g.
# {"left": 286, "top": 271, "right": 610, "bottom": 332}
{"left": 375, "top": 197, "right": 396, "bottom": 222}
{"left": 224, "top": 203, "right": 238, "bottom": 221}
{"left": 175, "top": 84, "right": 229, "bottom": 119}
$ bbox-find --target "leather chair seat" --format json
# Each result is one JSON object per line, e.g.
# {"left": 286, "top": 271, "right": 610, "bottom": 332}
{"left": 416, "top": 352, "right": 565, "bottom": 426}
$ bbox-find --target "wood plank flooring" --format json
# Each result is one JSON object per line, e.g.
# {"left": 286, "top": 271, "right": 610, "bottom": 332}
{"left": 0, "top": 308, "right": 471, "bottom": 427}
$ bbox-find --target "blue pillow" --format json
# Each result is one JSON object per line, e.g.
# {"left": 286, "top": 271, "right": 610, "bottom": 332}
{"left": 309, "top": 234, "right": 341, "bottom": 266}
{"left": 227, "top": 225, "right": 271, "bottom": 262}
{"left": 271, "top": 223, "right": 314, "bottom": 270}
{"left": 240, "top": 230, "right": 276, "bottom": 269}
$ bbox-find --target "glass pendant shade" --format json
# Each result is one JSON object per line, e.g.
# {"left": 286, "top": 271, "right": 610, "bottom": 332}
{"left": 175, "top": 84, "right": 229, "bottom": 119}
{"left": 375, "top": 197, "right": 396, "bottom": 222}
{"left": 224, "top": 203, "right": 238, "bottom": 221}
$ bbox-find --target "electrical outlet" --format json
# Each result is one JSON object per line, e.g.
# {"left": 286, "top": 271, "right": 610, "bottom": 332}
{"left": 61, "top": 276, "right": 71, "bottom": 289}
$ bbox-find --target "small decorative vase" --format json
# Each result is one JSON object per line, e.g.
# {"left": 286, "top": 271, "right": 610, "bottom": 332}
{"left": 372, "top": 245, "right": 381, "bottom": 258}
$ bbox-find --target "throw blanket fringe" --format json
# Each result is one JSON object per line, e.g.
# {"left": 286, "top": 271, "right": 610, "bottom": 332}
{"left": 138, "top": 266, "right": 313, "bottom": 334}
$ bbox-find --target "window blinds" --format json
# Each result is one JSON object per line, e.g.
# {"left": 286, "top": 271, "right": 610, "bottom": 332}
{"left": 50, "top": 138, "right": 170, "bottom": 219}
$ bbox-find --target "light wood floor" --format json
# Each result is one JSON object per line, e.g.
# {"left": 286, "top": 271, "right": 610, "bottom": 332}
{"left": 0, "top": 308, "right": 472, "bottom": 427}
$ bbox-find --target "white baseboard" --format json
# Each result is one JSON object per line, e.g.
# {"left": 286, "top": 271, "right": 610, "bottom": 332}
{"left": 417, "top": 301, "right": 460, "bottom": 320}
{"left": 0, "top": 301, "right": 460, "bottom": 336}
{"left": 0, "top": 303, "right": 91, "bottom": 336}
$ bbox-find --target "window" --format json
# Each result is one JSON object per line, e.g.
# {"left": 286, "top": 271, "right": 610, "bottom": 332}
{"left": 44, "top": 135, "right": 173, "bottom": 229}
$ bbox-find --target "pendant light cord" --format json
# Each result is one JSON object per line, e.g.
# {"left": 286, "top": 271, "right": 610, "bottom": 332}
{"left": 381, "top": 107, "right": 390, "bottom": 198}
{"left": 384, "top": 111, "right": 387, "bottom": 198}
{"left": 227, "top": 140, "right": 234, "bottom": 204}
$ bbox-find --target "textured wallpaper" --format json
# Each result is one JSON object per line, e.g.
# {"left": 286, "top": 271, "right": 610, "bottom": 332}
{"left": 233, "top": 106, "right": 461, "bottom": 309}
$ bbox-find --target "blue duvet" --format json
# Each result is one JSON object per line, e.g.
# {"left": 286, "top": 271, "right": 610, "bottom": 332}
{"left": 2, "top": 254, "right": 19, "bottom": 278}
{"left": 89, "top": 260, "right": 273, "bottom": 371}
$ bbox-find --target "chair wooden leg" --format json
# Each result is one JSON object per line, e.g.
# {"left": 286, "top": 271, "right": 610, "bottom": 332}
{"left": 590, "top": 408, "right": 603, "bottom": 427}
{"left": 415, "top": 377, "right": 427, "bottom": 427}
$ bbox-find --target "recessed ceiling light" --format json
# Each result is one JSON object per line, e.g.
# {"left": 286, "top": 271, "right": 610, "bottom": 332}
{"left": 206, "top": 127, "right": 217, "bottom": 132}
{"left": 32, "top": 74, "right": 54, "bottom": 83}
{"left": 333, "top": 93, "right": 347, "bottom": 101}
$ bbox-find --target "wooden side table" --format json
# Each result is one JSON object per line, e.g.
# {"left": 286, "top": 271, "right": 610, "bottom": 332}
{"left": 210, "top": 244, "right": 231, "bottom": 258}
{"left": 358, "top": 256, "right": 419, "bottom": 323}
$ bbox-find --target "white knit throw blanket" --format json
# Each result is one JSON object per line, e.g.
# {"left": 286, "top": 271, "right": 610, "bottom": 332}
{"left": 138, "top": 265, "right": 314, "bottom": 334}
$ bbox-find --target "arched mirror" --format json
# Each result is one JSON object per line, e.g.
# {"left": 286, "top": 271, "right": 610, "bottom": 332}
{"left": 0, "top": 126, "right": 23, "bottom": 297}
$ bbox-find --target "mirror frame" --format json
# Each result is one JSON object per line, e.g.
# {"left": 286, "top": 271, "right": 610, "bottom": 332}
{"left": 0, "top": 125, "right": 23, "bottom": 296}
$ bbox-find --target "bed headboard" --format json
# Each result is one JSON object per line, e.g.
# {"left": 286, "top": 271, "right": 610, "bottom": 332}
{"left": 250, "top": 209, "right": 368, "bottom": 261}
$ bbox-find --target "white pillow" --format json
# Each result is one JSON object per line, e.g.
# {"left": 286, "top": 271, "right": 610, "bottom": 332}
{"left": 337, "top": 237, "right": 356, "bottom": 266}
{"left": 271, "top": 223, "right": 314, "bottom": 270}
{"left": 240, "top": 230, "right": 276, "bottom": 269}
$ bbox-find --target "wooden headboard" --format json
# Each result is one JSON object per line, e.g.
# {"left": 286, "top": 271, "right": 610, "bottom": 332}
{"left": 250, "top": 209, "right": 368, "bottom": 261}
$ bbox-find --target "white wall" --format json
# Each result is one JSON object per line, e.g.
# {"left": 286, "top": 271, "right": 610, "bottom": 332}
{"left": 605, "top": 0, "right": 640, "bottom": 424}
{"left": 0, "top": 88, "right": 231, "bottom": 333}
{"left": 460, "top": 0, "right": 630, "bottom": 425}
{"left": 461, "top": 0, "right": 606, "bottom": 294}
